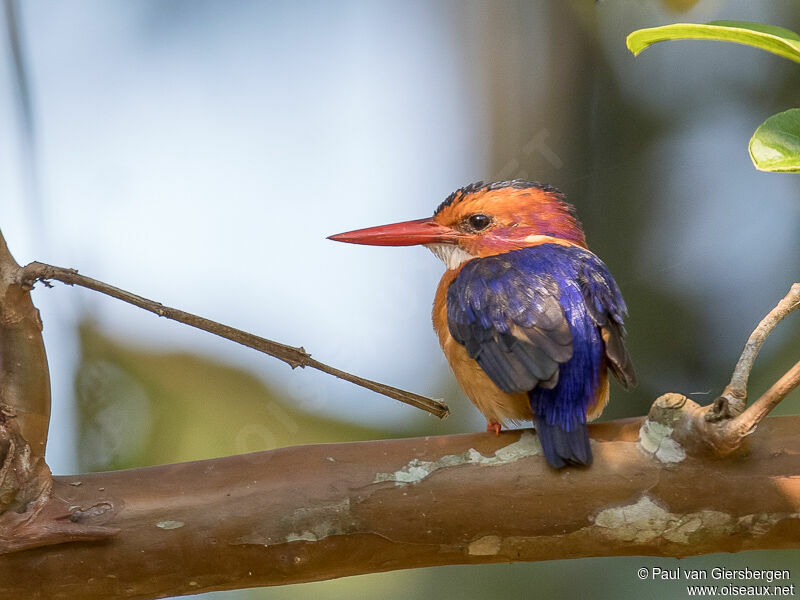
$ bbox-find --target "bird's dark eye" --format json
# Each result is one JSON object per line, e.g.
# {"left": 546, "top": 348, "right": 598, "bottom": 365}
{"left": 467, "top": 213, "right": 492, "bottom": 231}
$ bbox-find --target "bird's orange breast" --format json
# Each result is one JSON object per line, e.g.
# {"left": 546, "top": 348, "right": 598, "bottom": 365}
{"left": 432, "top": 266, "right": 533, "bottom": 426}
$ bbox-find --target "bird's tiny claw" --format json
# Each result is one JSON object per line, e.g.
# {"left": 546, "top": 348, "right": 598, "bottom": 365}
{"left": 486, "top": 421, "right": 502, "bottom": 436}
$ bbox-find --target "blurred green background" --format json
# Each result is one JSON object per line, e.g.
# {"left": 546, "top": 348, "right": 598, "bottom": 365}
{"left": 2, "top": 0, "right": 799, "bottom": 598}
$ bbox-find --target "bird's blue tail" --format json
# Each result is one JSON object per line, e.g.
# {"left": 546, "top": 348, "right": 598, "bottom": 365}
{"left": 534, "top": 415, "right": 592, "bottom": 468}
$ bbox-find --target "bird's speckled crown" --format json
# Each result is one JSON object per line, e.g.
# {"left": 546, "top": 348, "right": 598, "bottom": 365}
{"left": 434, "top": 180, "right": 569, "bottom": 217}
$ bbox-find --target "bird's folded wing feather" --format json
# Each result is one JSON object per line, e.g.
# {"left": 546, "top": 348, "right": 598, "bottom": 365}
{"left": 446, "top": 245, "right": 635, "bottom": 395}
{"left": 577, "top": 263, "right": 637, "bottom": 388}
{"left": 446, "top": 252, "right": 573, "bottom": 394}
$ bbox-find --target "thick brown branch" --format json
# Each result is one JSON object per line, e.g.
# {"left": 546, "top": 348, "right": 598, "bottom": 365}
{"left": 16, "top": 261, "right": 449, "bottom": 419}
{"left": 0, "top": 231, "right": 114, "bottom": 550}
{"left": 0, "top": 234, "right": 50, "bottom": 458}
{"left": 0, "top": 417, "right": 798, "bottom": 600}
{"left": 708, "top": 282, "right": 800, "bottom": 420}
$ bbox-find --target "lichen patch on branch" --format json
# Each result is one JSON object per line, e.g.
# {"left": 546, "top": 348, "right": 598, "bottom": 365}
{"left": 285, "top": 531, "right": 319, "bottom": 543}
{"left": 638, "top": 419, "right": 686, "bottom": 463}
{"left": 373, "top": 431, "right": 542, "bottom": 485}
{"left": 468, "top": 535, "right": 502, "bottom": 556}
{"left": 592, "top": 494, "right": 799, "bottom": 545}
{"left": 232, "top": 497, "right": 355, "bottom": 546}
{"left": 283, "top": 498, "right": 352, "bottom": 543}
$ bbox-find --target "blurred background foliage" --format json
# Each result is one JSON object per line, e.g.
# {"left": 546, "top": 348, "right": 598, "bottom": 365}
{"left": 76, "top": 323, "right": 389, "bottom": 471}
{"left": 1, "top": 0, "right": 799, "bottom": 598}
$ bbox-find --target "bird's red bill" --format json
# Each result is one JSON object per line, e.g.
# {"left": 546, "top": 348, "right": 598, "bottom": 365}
{"left": 328, "top": 217, "right": 456, "bottom": 246}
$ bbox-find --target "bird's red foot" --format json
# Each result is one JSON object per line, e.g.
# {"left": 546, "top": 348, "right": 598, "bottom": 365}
{"left": 486, "top": 421, "right": 502, "bottom": 436}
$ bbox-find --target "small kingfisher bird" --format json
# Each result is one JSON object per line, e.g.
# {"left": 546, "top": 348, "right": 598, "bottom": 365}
{"left": 329, "top": 180, "right": 635, "bottom": 468}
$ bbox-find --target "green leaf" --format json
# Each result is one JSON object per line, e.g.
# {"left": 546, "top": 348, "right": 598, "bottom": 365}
{"left": 749, "top": 109, "right": 800, "bottom": 173}
{"left": 627, "top": 21, "right": 800, "bottom": 64}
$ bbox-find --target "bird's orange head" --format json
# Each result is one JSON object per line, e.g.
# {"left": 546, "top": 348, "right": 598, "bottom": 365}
{"left": 328, "top": 181, "right": 586, "bottom": 268}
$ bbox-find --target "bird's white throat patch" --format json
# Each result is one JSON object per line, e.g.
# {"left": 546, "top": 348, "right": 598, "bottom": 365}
{"left": 425, "top": 244, "right": 474, "bottom": 270}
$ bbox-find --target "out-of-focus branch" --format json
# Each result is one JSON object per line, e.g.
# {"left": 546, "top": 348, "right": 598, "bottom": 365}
{"left": 0, "top": 419, "right": 798, "bottom": 600}
{"left": 3, "top": 0, "right": 43, "bottom": 227}
{"left": 16, "top": 261, "right": 449, "bottom": 419}
{"left": 707, "top": 282, "right": 800, "bottom": 421}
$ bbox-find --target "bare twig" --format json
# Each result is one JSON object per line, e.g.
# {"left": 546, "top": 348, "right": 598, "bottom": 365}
{"left": 734, "top": 360, "right": 800, "bottom": 434}
{"left": 16, "top": 262, "right": 449, "bottom": 419}
{"left": 706, "top": 282, "right": 800, "bottom": 421}
{"left": 656, "top": 284, "right": 800, "bottom": 458}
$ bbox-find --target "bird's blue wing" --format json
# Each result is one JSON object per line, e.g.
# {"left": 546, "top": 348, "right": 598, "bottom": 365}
{"left": 576, "top": 257, "right": 636, "bottom": 388}
{"left": 446, "top": 244, "right": 634, "bottom": 395}
{"left": 446, "top": 250, "right": 573, "bottom": 394}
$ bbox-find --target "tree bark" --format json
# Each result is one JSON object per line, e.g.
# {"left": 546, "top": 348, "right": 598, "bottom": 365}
{"left": 0, "top": 233, "right": 119, "bottom": 552}
{"left": 0, "top": 415, "right": 798, "bottom": 600}
{"left": 0, "top": 232, "right": 50, "bottom": 459}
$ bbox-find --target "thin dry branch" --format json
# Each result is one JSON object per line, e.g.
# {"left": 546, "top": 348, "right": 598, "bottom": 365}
{"left": 656, "top": 283, "right": 800, "bottom": 458}
{"left": 16, "top": 261, "right": 449, "bottom": 419}
{"left": 0, "top": 418, "right": 798, "bottom": 600}
{"left": 708, "top": 282, "right": 800, "bottom": 421}
{"left": 736, "top": 360, "right": 800, "bottom": 432}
